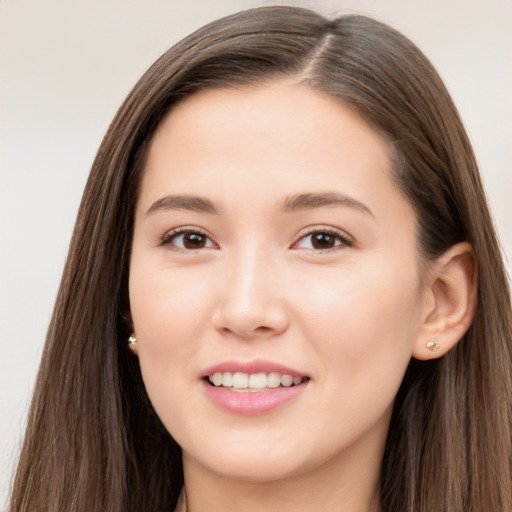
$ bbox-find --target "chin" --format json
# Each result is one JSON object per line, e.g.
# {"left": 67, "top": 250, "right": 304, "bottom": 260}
{"left": 198, "top": 453, "right": 309, "bottom": 483}
{"left": 180, "top": 432, "right": 326, "bottom": 484}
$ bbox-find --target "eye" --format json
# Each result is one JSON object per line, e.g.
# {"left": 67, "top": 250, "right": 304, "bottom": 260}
{"left": 293, "top": 229, "right": 352, "bottom": 251}
{"left": 161, "top": 228, "right": 217, "bottom": 251}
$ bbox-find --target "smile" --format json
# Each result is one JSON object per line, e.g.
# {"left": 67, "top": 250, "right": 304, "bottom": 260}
{"left": 201, "top": 361, "right": 310, "bottom": 415}
{"left": 208, "top": 371, "right": 306, "bottom": 391}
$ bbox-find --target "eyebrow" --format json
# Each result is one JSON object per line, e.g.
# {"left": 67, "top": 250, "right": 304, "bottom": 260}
{"left": 145, "top": 191, "right": 374, "bottom": 217}
{"left": 146, "top": 194, "right": 220, "bottom": 215}
{"left": 280, "top": 192, "right": 374, "bottom": 216}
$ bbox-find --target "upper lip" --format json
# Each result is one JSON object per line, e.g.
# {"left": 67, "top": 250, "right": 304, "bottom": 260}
{"left": 201, "top": 359, "right": 307, "bottom": 378}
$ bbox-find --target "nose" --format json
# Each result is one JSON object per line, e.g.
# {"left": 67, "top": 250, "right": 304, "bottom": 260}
{"left": 211, "top": 247, "right": 289, "bottom": 339}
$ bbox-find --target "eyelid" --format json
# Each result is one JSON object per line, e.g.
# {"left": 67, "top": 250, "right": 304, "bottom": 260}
{"left": 291, "top": 225, "right": 354, "bottom": 251}
{"left": 159, "top": 226, "right": 218, "bottom": 250}
{"left": 158, "top": 225, "right": 353, "bottom": 252}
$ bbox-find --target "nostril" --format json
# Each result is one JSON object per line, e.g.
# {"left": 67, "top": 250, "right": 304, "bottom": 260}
{"left": 254, "top": 326, "right": 273, "bottom": 333}
{"left": 211, "top": 294, "right": 290, "bottom": 339}
{"left": 217, "top": 324, "right": 282, "bottom": 338}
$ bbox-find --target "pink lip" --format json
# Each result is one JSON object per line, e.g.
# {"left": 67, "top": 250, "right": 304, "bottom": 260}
{"left": 201, "top": 380, "right": 308, "bottom": 416}
{"left": 201, "top": 359, "right": 306, "bottom": 378}
{"left": 200, "top": 359, "right": 309, "bottom": 416}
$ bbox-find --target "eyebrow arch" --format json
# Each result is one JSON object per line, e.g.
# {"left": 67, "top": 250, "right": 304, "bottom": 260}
{"left": 146, "top": 194, "right": 219, "bottom": 216}
{"left": 281, "top": 192, "right": 374, "bottom": 217}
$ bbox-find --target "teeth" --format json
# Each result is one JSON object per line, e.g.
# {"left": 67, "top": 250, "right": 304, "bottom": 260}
{"left": 280, "top": 375, "right": 293, "bottom": 387}
{"left": 211, "top": 372, "right": 223, "bottom": 386}
{"left": 248, "top": 373, "right": 267, "bottom": 389}
{"left": 222, "top": 372, "right": 232, "bottom": 387}
{"left": 208, "top": 371, "right": 306, "bottom": 390}
{"left": 232, "top": 372, "right": 249, "bottom": 388}
{"left": 267, "top": 372, "right": 281, "bottom": 388}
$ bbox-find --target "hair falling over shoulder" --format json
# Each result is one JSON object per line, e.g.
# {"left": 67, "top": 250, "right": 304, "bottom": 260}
{"left": 8, "top": 6, "right": 512, "bottom": 512}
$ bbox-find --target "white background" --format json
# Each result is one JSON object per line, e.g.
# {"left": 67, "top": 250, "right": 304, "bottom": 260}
{"left": 1, "top": 0, "right": 510, "bottom": 505}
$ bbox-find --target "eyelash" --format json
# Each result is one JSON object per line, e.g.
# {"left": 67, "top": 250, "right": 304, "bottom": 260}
{"left": 292, "top": 227, "right": 353, "bottom": 252}
{"left": 160, "top": 226, "right": 216, "bottom": 251}
{"left": 159, "top": 226, "right": 353, "bottom": 252}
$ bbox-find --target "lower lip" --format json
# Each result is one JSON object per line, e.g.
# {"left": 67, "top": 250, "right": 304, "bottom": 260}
{"left": 200, "top": 380, "right": 308, "bottom": 416}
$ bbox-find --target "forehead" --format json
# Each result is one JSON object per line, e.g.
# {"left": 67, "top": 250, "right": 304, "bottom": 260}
{"left": 150, "top": 82, "right": 382, "bottom": 152}
{"left": 139, "top": 82, "right": 397, "bottom": 205}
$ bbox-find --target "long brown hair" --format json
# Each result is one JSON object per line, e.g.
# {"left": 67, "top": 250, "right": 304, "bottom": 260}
{"left": 9, "top": 7, "right": 512, "bottom": 511}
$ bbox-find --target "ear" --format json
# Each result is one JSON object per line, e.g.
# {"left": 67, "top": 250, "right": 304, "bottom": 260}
{"left": 412, "top": 242, "right": 478, "bottom": 361}
{"left": 124, "top": 311, "right": 139, "bottom": 356}
{"left": 124, "top": 310, "right": 135, "bottom": 332}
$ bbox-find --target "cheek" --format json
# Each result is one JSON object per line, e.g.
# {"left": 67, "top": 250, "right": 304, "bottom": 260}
{"left": 128, "top": 262, "right": 207, "bottom": 392}
{"left": 129, "top": 259, "right": 214, "bottom": 340}
{"left": 290, "top": 260, "right": 422, "bottom": 395}
{"left": 128, "top": 269, "right": 203, "bottom": 429}
{"left": 293, "top": 257, "right": 422, "bottom": 337}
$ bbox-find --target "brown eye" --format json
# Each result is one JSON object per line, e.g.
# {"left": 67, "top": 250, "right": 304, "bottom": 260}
{"left": 183, "top": 232, "right": 207, "bottom": 249}
{"left": 310, "top": 233, "right": 336, "bottom": 249}
{"left": 293, "top": 229, "right": 352, "bottom": 251}
{"left": 162, "top": 229, "right": 216, "bottom": 250}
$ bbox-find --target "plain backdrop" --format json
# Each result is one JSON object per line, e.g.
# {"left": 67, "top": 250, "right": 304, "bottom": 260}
{"left": 1, "top": 0, "right": 510, "bottom": 505}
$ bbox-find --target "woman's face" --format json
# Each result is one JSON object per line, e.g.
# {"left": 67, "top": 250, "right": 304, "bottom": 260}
{"left": 129, "top": 82, "right": 429, "bottom": 483}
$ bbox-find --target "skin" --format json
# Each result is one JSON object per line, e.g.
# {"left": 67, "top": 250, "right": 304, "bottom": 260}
{"left": 128, "top": 81, "right": 474, "bottom": 512}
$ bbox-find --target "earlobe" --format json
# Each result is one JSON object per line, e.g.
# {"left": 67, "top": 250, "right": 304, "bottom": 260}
{"left": 413, "top": 242, "right": 478, "bottom": 361}
{"left": 128, "top": 335, "right": 139, "bottom": 356}
{"left": 124, "top": 311, "right": 139, "bottom": 356}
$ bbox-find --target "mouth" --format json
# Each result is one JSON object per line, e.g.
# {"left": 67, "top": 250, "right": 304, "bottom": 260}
{"left": 205, "top": 371, "right": 310, "bottom": 392}
{"left": 200, "top": 360, "right": 310, "bottom": 415}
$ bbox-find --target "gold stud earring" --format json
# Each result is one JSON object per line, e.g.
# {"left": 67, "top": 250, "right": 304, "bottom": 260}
{"left": 426, "top": 339, "right": 440, "bottom": 352}
{"left": 128, "top": 335, "right": 138, "bottom": 354}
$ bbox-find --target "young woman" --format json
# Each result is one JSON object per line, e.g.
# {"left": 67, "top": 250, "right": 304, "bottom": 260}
{"left": 8, "top": 6, "right": 511, "bottom": 512}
